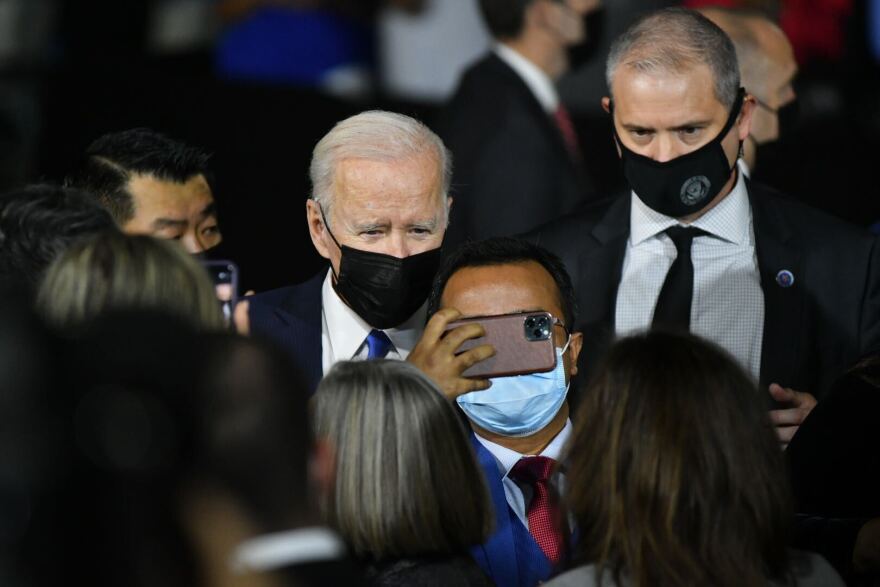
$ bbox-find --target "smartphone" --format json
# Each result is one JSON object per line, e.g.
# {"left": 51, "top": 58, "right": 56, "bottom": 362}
{"left": 444, "top": 311, "right": 558, "bottom": 379}
{"left": 202, "top": 260, "right": 239, "bottom": 328}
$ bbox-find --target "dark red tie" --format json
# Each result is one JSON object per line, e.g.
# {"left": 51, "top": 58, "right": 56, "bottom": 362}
{"left": 554, "top": 105, "right": 582, "bottom": 161}
{"left": 510, "top": 456, "right": 566, "bottom": 564}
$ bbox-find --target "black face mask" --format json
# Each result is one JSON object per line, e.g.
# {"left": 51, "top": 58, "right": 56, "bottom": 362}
{"left": 566, "top": 8, "right": 603, "bottom": 71}
{"left": 612, "top": 88, "right": 745, "bottom": 218}
{"left": 319, "top": 206, "right": 442, "bottom": 330}
{"left": 754, "top": 97, "right": 800, "bottom": 142}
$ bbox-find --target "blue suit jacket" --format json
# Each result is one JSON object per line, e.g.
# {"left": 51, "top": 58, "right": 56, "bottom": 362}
{"left": 470, "top": 434, "right": 553, "bottom": 587}
{"left": 247, "top": 271, "right": 324, "bottom": 393}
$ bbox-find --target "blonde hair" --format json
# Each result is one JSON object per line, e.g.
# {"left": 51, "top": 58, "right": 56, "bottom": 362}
{"left": 313, "top": 360, "right": 492, "bottom": 561}
{"left": 37, "top": 231, "right": 224, "bottom": 331}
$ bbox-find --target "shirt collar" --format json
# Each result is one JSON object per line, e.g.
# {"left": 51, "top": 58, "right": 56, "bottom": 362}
{"left": 475, "top": 419, "right": 573, "bottom": 478}
{"left": 629, "top": 160, "right": 753, "bottom": 246}
{"left": 493, "top": 42, "right": 559, "bottom": 113}
{"left": 232, "top": 526, "right": 347, "bottom": 573}
{"left": 321, "top": 269, "right": 426, "bottom": 359}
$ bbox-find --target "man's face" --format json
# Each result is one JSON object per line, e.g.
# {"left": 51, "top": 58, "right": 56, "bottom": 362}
{"left": 122, "top": 173, "right": 221, "bottom": 254}
{"left": 749, "top": 21, "right": 797, "bottom": 144}
{"left": 605, "top": 63, "right": 753, "bottom": 166}
{"left": 307, "top": 153, "right": 448, "bottom": 274}
{"left": 439, "top": 261, "right": 583, "bottom": 383}
{"left": 537, "top": 0, "right": 601, "bottom": 46}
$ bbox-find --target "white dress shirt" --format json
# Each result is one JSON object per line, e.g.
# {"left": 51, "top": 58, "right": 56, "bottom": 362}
{"left": 615, "top": 164, "right": 765, "bottom": 381}
{"left": 474, "top": 419, "right": 572, "bottom": 530}
{"left": 493, "top": 42, "right": 559, "bottom": 113}
{"left": 320, "top": 269, "right": 425, "bottom": 374}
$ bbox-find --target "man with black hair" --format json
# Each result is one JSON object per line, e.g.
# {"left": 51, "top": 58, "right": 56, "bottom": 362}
{"left": 67, "top": 128, "right": 222, "bottom": 254}
{"left": 0, "top": 184, "right": 116, "bottom": 293}
{"left": 436, "top": 0, "right": 601, "bottom": 248}
{"left": 411, "top": 236, "right": 583, "bottom": 587}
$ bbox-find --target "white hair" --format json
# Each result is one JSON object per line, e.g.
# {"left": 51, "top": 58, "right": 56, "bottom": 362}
{"left": 309, "top": 110, "right": 452, "bottom": 226}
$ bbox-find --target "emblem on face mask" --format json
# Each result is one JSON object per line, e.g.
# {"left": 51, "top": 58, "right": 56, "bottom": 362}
{"left": 680, "top": 176, "right": 711, "bottom": 206}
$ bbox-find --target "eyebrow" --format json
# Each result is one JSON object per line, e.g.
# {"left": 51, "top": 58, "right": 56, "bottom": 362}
{"left": 151, "top": 217, "right": 187, "bottom": 230}
{"left": 622, "top": 119, "right": 713, "bottom": 132}
{"left": 350, "top": 217, "right": 442, "bottom": 232}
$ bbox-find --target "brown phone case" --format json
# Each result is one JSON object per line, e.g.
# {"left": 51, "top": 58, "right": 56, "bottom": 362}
{"left": 444, "top": 311, "right": 558, "bottom": 379}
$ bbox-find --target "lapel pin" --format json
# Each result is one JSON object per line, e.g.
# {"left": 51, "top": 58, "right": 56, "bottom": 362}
{"left": 776, "top": 270, "right": 795, "bottom": 288}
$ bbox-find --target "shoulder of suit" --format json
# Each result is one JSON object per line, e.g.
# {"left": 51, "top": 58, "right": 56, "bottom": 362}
{"left": 248, "top": 270, "right": 325, "bottom": 314}
{"left": 525, "top": 193, "right": 627, "bottom": 245}
{"left": 440, "top": 53, "right": 536, "bottom": 132}
{"left": 749, "top": 180, "right": 874, "bottom": 244}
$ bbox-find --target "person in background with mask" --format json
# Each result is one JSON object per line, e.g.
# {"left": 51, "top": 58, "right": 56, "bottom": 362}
{"left": 67, "top": 128, "right": 223, "bottom": 255}
{"left": 697, "top": 6, "right": 798, "bottom": 175}
{"left": 528, "top": 8, "right": 880, "bottom": 446}
{"left": 436, "top": 0, "right": 602, "bottom": 249}
{"left": 420, "top": 237, "right": 583, "bottom": 587}
{"left": 245, "top": 110, "right": 494, "bottom": 394}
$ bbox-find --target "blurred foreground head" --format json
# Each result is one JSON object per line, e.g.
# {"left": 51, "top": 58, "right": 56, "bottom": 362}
{"left": 0, "top": 184, "right": 115, "bottom": 294}
{"left": 313, "top": 360, "right": 492, "bottom": 561}
{"left": 566, "top": 331, "right": 792, "bottom": 587}
{"left": 37, "top": 231, "right": 224, "bottom": 333}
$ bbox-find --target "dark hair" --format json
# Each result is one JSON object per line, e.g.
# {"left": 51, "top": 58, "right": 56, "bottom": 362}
{"left": 194, "top": 334, "right": 312, "bottom": 534}
{"left": 0, "top": 184, "right": 116, "bottom": 292}
{"left": 566, "top": 331, "right": 792, "bottom": 587}
{"left": 428, "top": 237, "right": 577, "bottom": 329}
{"left": 66, "top": 128, "right": 211, "bottom": 224}
{"left": 478, "top": 0, "right": 534, "bottom": 39}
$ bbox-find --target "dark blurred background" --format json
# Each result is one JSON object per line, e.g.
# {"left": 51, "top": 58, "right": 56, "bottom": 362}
{"left": 2, "top": 0, "right": 878, "bottom": 292}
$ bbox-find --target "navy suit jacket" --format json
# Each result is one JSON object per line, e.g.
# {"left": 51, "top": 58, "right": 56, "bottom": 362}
{"left": 527, "top": 180, "right": 880, "bottom": 401}
{"left": 247, "top": 271, "right": 325, "bottom": 393}
{"left": 470, "top": 434, "right": 554, "bottom": 587}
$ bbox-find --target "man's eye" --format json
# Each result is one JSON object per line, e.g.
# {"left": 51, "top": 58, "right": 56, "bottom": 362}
{"left": 410, "top": 227, "right": 431, "bottom": 235}
{"left": 679, "top": 127, "right": 700, "bottom": 136}
{"left": 361, "top": 230, "right": 383, "bottom": 237}
{"left": 630, "top": 129, "right": 652, "bottom": 139}
{"left": 201, "top": 225, "right": 220, "bottom": 236}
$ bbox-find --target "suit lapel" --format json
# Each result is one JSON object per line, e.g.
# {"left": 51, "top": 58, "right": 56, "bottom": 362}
{"left": 278, "top": 274, "right": 325, "bottom": 392}
{"left": 470, "top": 434, "right": 521, "bottom": 587}
{"left": 749, "top": 182, "right": 805, "bottom": 392}
{"left": 575, "top": 196, "right": 630, "bottom": 377}
{"left": 486, "top": 54, "right": 582, "bottom": 179}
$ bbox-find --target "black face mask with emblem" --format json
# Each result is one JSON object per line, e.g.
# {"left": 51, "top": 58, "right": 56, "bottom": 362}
{"left": 612, "top": 88, "right": 745, "bottom": 218}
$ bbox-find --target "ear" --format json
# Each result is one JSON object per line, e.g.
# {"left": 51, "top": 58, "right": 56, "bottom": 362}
{"left": 737, "top": 94, "right": 757, "bottom": 142}
{"left": 601, "top": 96, "right": 611, "bottom": 113}
{"left": 566, "top": 331, "right": 584, "bottom": 377}
{"left": 306, "top": 199, "right": 331, "bottom": 260}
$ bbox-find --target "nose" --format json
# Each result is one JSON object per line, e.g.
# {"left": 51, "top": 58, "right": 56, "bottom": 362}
{"left": 651, "top": 134, "right": 680, "bottom": 163}
{"left": 384, "top": 231, "right": 411, "bottom": 259}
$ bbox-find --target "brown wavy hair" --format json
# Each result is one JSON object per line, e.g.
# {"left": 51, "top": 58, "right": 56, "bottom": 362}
{"left": 566, "top": 331, "right": 792, "bottom": 587}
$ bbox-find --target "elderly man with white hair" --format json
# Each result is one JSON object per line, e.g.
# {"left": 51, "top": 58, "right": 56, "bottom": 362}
{"left": 246, "top": 110, "right": 493, "bottom": 394}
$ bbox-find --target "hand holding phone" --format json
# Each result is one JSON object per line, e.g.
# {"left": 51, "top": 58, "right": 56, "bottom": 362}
{"left": 407, "top": 308, "right": 496, "bottom": 400}
{"left": 444, "top": 311, "right": 558, "bottom": 378}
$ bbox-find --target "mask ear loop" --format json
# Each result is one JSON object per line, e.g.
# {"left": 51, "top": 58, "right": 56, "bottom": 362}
{"left": 317, "top": 203, "right": 344, "bottom": 251}
{"left": 317, "top": 203, "right": 347, "bottom": 284}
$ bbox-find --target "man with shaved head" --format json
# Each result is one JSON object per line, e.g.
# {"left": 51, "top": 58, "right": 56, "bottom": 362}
{"left": 530, "top": 8, "right": 880, "bottom": 445}
{"left": 697, "top": 7, "right": 798, "bottom": 172}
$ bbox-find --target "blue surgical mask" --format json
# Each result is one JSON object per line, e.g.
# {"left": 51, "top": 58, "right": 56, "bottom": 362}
{"left": 457, "top": 340, "right": 570, "bottom": 437}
